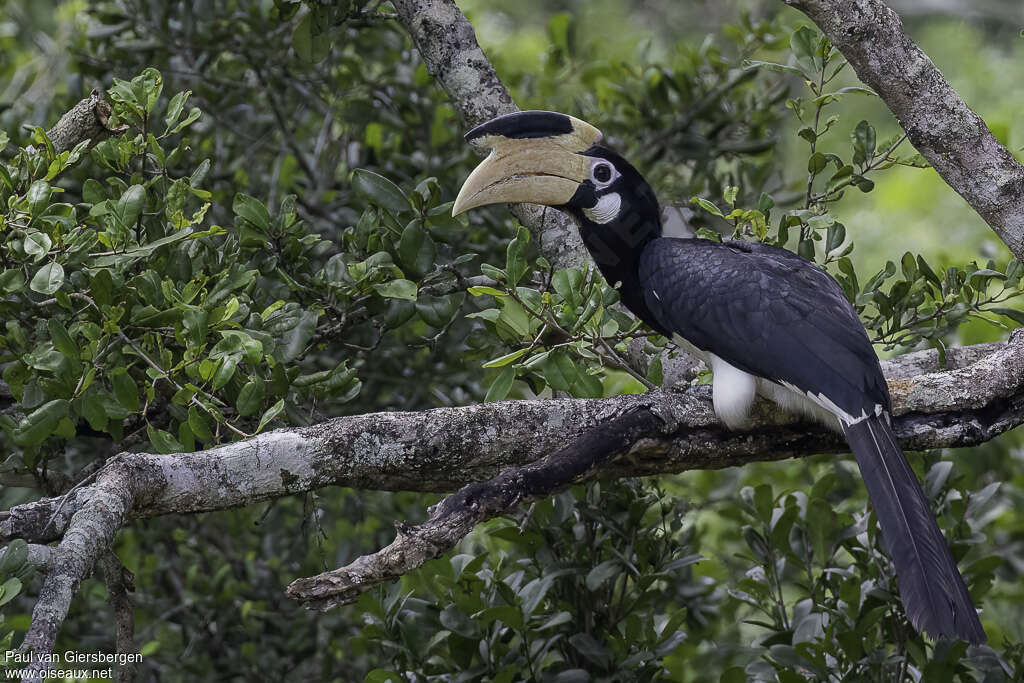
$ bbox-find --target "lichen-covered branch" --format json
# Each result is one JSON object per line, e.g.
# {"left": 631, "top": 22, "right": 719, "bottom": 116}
{"left": 44, "top": 89, "right": 127, "bottom": 153}
{"left": 787, "top": 0, "right": 1024, "bottom": 260}
{"left": 286, "top": 404, "right": 668, "bottom": 609}
{"left": 0, "top": 335, "right": 1021, "bottom": 647}
{"left": 285, "top": 332, "right": 1024, "bottom": 606}
{"left": 16, "top": 458, "right": 143, "bottom": 680}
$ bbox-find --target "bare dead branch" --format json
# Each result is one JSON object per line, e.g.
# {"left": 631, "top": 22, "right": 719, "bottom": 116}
{"left": 286, "top": 404, "right": 668, "bottom": 609}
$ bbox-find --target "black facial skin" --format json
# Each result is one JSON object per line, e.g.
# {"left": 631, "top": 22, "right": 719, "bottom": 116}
{"left": 560, "top": 146, "right": 668, "bottom": 334}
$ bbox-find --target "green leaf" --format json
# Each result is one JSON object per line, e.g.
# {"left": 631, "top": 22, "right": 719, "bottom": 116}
{"left": 233, "top": 193, "right": 271, "bottom": 231}
{"left": 147, "top": 423, "right": 185, "bottom": 453}
{"left": 211, "top": 355, "right": 239, "bottom": 390}
{"left": 585, "top": 559, "right": 620, "bottom": 591}
{"left": 30, "top": 262, "right": 64, "bottom": 295}
{"left": 744, "top": 60, "right": 803, "bottom": 75}
{"left": 23, "top": 231, "right": 52, "bottom": 261}
{"left": 852, "top": 120, "right": 876, "bottom": 165}
{"left": 256, "top": 398, "right": 286, "bottom": 433}
{"left": 0, "top": 578, "right": 22, "bottom": 608}
{"left": 187, "top": 405, "right": 213, "bottom": 441}
{"left": 497, "top": 298, "right": 531, "bottom": 337}
{"left": 467, "top": 286, "right": 507, "bottom": 297}
{"left": 26, "top": 180, "right": 51, "bottom": 216}
{"left": 415, "top": 294, "right": 461, "bottom": 328}
{"left": 0, "top": 540, "right": 28, "bottom": 574}
{"left": 168, "top": 107, "right": 201, "bottom": 135}
{"left": 807, "top": 152, "right": 827, "bottom": 174}
{"left": 112, "top": 370, "right": 140, "bottom": 412}
{"left": 165, "top": 89, "right": 192, "bottom": 129}
{"left": 0, "top": 269, "right": 25, "bottom": 294}
{"left": 352, "top": 169, "right": 410, "bottom": 214}
{"left": 47, "top": 319, "right": 78, "bottom": 360}
{"left": 825, "top": 222, "right": 846, "bottom": 255}
{"left": 374, "top": 279, "right": 417, "bottom": 301}
{"left": 542, "top": 351, "right": 602, "bottom": 398}
{"left": 505, "top": 227, "right": 530, "bottom": 285}
{"left": 991, "top": 306, "right": 1024, "bottom": 326}
{"left": 113, "top": 184, "right": 146, "bottom": 229}
{"left": 399, "top": 220, "right": 435, "bottom": 277}
{"left": 12, "top": 399, "right": 70, "bottom": 446}
{"left": 293, "top": 8, "right": 331, "bottom": 63}
{"left": 236, "top": 378, "right": 266, "bottom": 417}
{"left": 483, "top": 348, "right": 529, "bottom": 368}
{"left": 568, "top": 632, "right": 612, "bottom": 669}
{"left": 91, "top": 227, "right": 199, "bottom": 268}
{"left": 690, "top": 196, "right": 723, "bottom": 218}
{"left": 484, "top": 366, "right": 516, "bottom": 402}
{"left": 789, "top": 26, "right": 820, "bottom": 72}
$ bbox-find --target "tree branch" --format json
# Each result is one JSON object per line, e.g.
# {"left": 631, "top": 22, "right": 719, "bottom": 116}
{"left": 44, "top": 89, "right": 128, "bottom": 153}
{"left": 285, "top": 332, "right": 1024, "bottom": 607}
{"left": 391, "top": 0, "right": 587, "bottom": 269}
{"left": 786, "top": 0, "right": 1024, "bottom": 260}
{"left": 0, "top": 335, "right": 1021, "bottom": 639}
{"left": 97, "top": 552, "right": 138, "bottom": 683}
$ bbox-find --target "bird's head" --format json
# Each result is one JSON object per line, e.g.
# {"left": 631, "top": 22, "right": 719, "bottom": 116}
{"left": 452, "top": 111, "right": 663, "bottom": 274}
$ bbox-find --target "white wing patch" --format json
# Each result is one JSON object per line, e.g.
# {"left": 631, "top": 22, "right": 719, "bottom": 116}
{"left": 583, "top": 192, "right": 622, "bottom": 224}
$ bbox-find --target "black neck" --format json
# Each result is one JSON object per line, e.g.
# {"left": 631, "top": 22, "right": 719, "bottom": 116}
{"left": 565, "top": 147, "right": 666, "bottom": 333}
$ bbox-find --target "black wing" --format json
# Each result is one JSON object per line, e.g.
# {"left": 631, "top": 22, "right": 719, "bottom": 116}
{"left": 637, "top": 237, "right": 889, "bottom": 419}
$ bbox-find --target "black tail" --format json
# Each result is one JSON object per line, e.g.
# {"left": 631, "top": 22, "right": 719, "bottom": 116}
{"left": 843, "top": 414, "right": 986, "bottom": 644}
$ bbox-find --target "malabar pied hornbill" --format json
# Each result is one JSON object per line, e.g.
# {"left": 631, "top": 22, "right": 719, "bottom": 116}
{"left": 451, "top": 110, "right": 986, "bottom": 644}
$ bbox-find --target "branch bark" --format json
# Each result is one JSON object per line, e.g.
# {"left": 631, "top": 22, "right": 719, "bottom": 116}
{"left": 1, "top": 335, "right": 1022, "bottom": 628}
{"left": 786, "top": 0, "right": 1024, "bottom": 260}
{"left": 44, "top": 89, "right": 127, "bottom": 153}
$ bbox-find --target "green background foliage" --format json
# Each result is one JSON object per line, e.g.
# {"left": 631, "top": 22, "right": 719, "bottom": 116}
{"left": 0, "top": 0, "right": 1021, "bottom": 680}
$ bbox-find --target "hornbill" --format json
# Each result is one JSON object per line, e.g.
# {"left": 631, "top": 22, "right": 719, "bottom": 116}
{"left": 451, "top": 110, "right": 986, "bottom": 644}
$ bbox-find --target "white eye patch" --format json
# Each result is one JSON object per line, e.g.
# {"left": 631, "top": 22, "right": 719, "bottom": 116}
{"left": 583, "top": 192, "right": 622, "bottom": 224}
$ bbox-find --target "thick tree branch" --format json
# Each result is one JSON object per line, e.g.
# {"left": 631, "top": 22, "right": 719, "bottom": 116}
{"left": 0, "top": 336, "right": 1021, "bottom": 637}
{"left": 787, "top": 0, "right": 1024, "bottom": 260}
{"left": 285, "top": 332, "right": 1024, "bottom": 606}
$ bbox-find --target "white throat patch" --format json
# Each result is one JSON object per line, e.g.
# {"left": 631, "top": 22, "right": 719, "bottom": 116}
{"left": 583, "top": 192, "right": 621, "bottom": 224}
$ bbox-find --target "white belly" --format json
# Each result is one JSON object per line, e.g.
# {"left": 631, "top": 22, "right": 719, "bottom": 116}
{"left": 671, "top": 334, "right": 842, "bottom": 431}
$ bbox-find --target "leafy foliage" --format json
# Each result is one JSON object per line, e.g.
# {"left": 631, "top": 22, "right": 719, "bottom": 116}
{"left": 0, "top": 3, "right": 1021, "bottom": 681}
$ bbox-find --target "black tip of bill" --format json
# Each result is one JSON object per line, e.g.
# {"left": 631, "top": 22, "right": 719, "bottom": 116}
{"left": 465, "top": 110, "right": 576, "bottom": 143}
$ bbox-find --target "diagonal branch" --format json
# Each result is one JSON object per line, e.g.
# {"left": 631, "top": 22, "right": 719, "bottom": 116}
{"left": 786, "top": 0, "right": 1024, "bottom": 260}
{"left": 286, "top": 403, "right": 668, "bottom": 609}
{"left": 391, "top": 0, "right": 587, "bottom": 269}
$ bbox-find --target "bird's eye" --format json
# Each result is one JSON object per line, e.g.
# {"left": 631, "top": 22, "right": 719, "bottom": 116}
{"left": 593, "top": 163, "right": 613, "bottom": 184}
